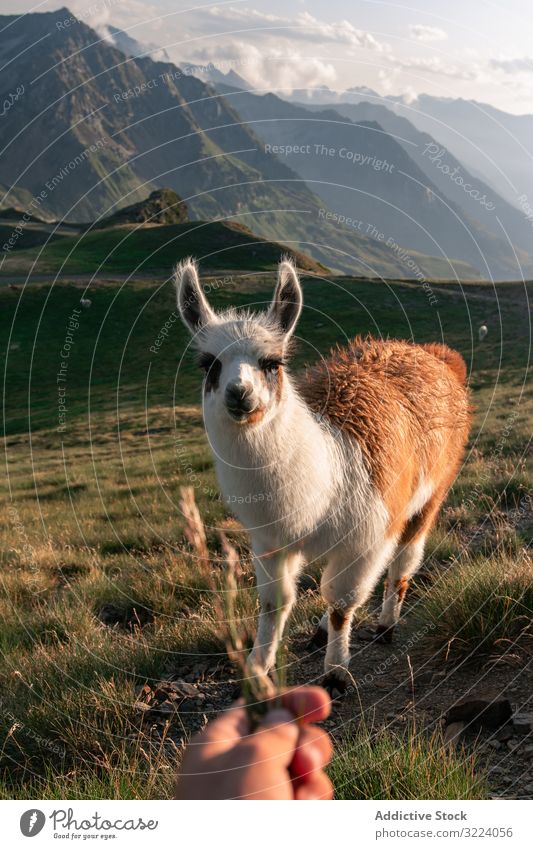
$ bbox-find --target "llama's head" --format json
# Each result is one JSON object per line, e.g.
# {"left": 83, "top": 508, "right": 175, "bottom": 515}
{"left": 176, "top": 258, "right": 302, "bottom": 428}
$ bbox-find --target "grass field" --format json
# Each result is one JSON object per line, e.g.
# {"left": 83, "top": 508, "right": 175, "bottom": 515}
{"left": 0, "top": 219, "right": 327, "bottom": 277}
{"left": 0, "top": 271, "right": 531, "bottom": 799}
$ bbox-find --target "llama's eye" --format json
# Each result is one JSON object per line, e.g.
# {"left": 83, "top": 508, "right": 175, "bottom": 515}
{"left": 198, "top": 353, "right": 221, "bottom": 392}
{"left": 198, "top": 353, "right": 217, "bottom": 372}
{"left": 260, "top": 358, "right": 284, "bottom": 373}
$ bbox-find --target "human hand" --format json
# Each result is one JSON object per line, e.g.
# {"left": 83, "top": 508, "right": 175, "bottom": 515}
{"left": 176, "top": 686, "right": 333, "bottom": 800}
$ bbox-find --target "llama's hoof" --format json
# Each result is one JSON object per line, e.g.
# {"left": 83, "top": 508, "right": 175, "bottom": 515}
{"left": 375, "top": 624, "right": 395, "bottom": 644}
{"left": 322, "top": 670, "right": 351, "bottom": 700}
{"left": 307, "top": 625, "right": 328, "bottom": 651}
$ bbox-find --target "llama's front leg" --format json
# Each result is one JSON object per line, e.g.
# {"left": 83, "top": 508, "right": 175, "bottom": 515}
{"left": 321, "top": 543, "right": 396, "bottom": 697}
{"left": 248, "top": 547, "right": 304, "bottom": 675}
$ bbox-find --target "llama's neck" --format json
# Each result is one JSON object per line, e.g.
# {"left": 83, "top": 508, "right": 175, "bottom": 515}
{"left": 206, "top": 376, "right": 342, "bottom": 536}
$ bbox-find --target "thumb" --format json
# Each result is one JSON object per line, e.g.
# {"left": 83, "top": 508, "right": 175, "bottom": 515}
{"left": 251, "top": 708, "right": 299, "bottom": 769}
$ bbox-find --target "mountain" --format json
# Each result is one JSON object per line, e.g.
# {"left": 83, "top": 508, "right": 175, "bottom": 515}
{"left": 97, "top": 24, "right": 170, "bottom": 62}
{"left": 94, "top": 188, "right": 187, "bottom": 228}
{"left": 0, "top": 9, "right": 337, "bottom": 262}
{"left": 290, "top": 86, "right": 343, "bottom": 104}
{"left": 0, "top": 8, "right": 480, "bottom": 280}
{"left": 295, "top": 89, "right": 533, "bottom": 211}
{"left": 297, "top": 99, "right": 533, "bottom": 258}
{"left": 386, "top": 96, "right": 533, "bottom": 210}
{"left": 216, "top": 84, "right": 533, "bottom": 279}
{"left": 191, "top": 65, "right": 252, "bottom": 90}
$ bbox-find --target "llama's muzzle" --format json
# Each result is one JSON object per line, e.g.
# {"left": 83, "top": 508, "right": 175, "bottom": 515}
{"left": 225, "top": 382, "right": 256, "bottom": 421}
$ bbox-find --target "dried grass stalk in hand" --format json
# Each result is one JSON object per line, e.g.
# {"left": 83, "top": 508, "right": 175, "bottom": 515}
{"left": 218, "top": 531, "right": 277, "bottom": 728}
{"left": 179, "top": 486, "right": 278, "bottom": 728}
{"left": 179, "top": 485, "right": 209, "bottom": 570}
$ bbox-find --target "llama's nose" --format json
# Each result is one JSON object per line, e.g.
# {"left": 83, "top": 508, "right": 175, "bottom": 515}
{"left": 225, "top": 382, "right": 255, "bottom": 418}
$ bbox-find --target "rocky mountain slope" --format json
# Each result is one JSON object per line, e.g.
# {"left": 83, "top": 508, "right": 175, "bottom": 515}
{"left": 0, "top": 8, "right": 480, "bottom": 279}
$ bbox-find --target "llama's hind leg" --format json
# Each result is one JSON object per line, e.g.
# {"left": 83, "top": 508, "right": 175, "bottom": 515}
{"left": 247, "top": 548, "right": 303, "bottom": 675}
{"left": 321, "top": 542, "right": 396, "bottom": 696}
{"left": 307, "top": 611, "right": 329, "bottom": 651}
{"left": 376, "top": 535, "right": 426, "bottom": 642}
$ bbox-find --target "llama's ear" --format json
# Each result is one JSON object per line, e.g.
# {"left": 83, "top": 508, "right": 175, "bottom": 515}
{"left": 268, "top": 259, "right": 303, "bottom": 338}
{"left": 175, "top": 259, "right": 215, "bottom": 333}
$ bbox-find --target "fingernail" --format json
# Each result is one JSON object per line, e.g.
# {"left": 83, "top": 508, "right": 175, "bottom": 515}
{"left": 261, "top": 708, "right": 293, "bottom": 726}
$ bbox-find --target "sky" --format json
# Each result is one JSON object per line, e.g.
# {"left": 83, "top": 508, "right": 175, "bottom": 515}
{"left": 1, "top": 0, "right": 533, "bottom": 113}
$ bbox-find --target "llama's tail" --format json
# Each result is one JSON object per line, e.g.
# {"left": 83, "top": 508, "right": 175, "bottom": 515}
{"left": 422, "top": 343, "right": 468, "bottom": 385}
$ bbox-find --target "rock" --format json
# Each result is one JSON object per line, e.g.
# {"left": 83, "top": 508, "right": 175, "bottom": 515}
{"left": 154, "top": 686, "right": 171, "bottom": 700}
{"left": 153, "top": 700, "right": 178, "bottom": 716}
{"left": 95, "top": 188, "right": 188, "bottom": 229}
{"left": 173, "top": 679, "right": 199, "bottom": 698}
{"left": 97, "top": 603, "right": 153, "bottom": 630}
{"left": 432, "top": 671, "right": 447, "bottom": 680}
{"left": 133, "top": 701, "right": 151, "bottom": 712}
{"left": 356, "top": 627, "right": 378, "bottom": 642}
{"left": 167, "top": 691, "right": 182, "bottom": 702}
{"left": 179, "top": 700, "right": 202, "bottom": 715}
{"left": 488, "top": 739, "right": 501, "bottom": 750}
{"left": 522, "top": 743, "right": 533, "bottom": 758}
{"left": 446, "top": 697, "right": 512, "bottom": 730}
{"left": 444, "top": 721, "right": 465, "bottom": 745}
{"left": 496, "top": 725, "right": 514, "bottom": 742}
{"left": 408, "top": 670, "right": 434, "bottom": 693}
{"left": 512, "top": 713, "right": 533, "bottom": 734}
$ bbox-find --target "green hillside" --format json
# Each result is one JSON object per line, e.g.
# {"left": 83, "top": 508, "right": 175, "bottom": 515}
{"left": 0, "top": 219, "right": 328, "bottom": 278}
{"left": 0, "top": 214, "right": 480, "bottom": 281}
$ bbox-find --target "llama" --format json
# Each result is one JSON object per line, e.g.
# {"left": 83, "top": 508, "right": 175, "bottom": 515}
{"left": 177, "top": 258, "right": 471, "bottom": 695}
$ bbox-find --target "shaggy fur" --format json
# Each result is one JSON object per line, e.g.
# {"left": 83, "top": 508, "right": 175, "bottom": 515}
{"left": 299, "top": 336, "right": 471, "bottom": 540}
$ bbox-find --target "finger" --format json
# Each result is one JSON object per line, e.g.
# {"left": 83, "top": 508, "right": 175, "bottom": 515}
{"left": 294, "top": 770, "right": 334, "bottom": 800}
{"left": 250, "top": 708, "right": 300, "bottom": 769}
{"left": 290, "top": 725, "right": 333, "bottom": 781}
{"left": 194, "top": 701, "right": 249, "bottom": 756}
{"left": 281, "top": 686, "right": 332, "bottom": 724}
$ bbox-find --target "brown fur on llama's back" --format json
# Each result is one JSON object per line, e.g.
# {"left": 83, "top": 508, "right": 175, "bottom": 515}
{"left": 298, "top": 336, "right": 471, "bottom": 539}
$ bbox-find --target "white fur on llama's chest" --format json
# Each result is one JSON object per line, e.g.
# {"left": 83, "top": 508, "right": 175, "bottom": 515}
{"left": 206, "top": 386, "right": 388, "bottom": 558}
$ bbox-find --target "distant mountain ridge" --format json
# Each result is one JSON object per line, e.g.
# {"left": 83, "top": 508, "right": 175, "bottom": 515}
{"left": 296, "top": 99, "right": 533, "bottom": 258}
{"left": 216, "top": 83, "right": 533, "bottom": 279}
{"left": 286, "top": 87, "right": 533, "bottom": 210}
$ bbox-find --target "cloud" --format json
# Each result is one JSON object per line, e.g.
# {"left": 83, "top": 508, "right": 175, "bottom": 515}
{"left": 392, "top": 55, "right": 481, "bottom": 80}
{"left": 409, "top": 24, "right": 447, "bottom": 42}
{"left": 490, "top": 56, "right": 533, "bottom": 74}
{"left": 67, "top": 0, "right": 159, "bottom": 32}
{"left": 205, "top": 6, "right": 389, "bottom": 53}
{"left": 189, "top": 41, "right": 337, "bottom": 93}
{"left": 173, "top": 6, "right": 390, "bottom": 94}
